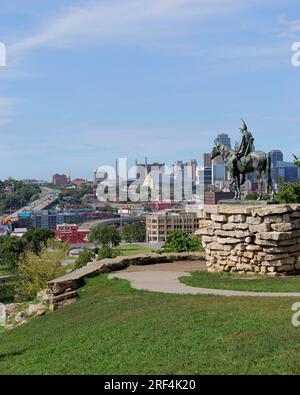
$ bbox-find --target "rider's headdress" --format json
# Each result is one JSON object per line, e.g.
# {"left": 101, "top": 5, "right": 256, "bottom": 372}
{"left": 240, "top": 119, "right": 247, "bottom": 132}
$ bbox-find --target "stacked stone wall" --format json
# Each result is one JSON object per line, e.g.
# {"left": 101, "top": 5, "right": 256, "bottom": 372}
{"left": 196, "top": 205, "right": 300, "bottom": 275}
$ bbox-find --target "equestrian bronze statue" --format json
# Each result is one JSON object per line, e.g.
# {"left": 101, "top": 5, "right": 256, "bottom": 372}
{"left": 211, "top": 120, "right": 273, "bottom": 200}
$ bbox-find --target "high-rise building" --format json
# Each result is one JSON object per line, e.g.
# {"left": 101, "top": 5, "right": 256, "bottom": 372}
{"left": 203, "top": 153, "right": 212, "bottom": 168}
{"left": 269, "top": 150, "right": 283, "bottom": 167}
{"left": 135, "top": 158, "right": 165, "bottom": 184}
{"left": 186, "top": 159, "right": 197, "bottom": 185}
{"left": 216, "top": 133, "right": 231, "bottom": 149}
{"left": 275, "top": 161, "right": 298, "bottom": 183}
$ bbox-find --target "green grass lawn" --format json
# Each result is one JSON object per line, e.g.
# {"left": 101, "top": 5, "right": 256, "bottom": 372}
{"left": 113, "top": 244, "right": 158, "bottom": 256}
{"left": 180, "top": 271, "right": 300, "bottom": 292}
{"left": 1, "top": 274, "right": 300, "bottom": 374}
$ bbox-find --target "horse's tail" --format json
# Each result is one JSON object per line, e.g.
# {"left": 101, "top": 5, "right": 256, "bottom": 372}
{"left": 266, "top": 154, "right": 273, "bottom": 195}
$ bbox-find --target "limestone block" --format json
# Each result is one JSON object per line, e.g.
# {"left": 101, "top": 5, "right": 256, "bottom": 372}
{"left": 211, "top": 214, "right": 227, "bottom": 222}
{"left": 217, "top": 237, "right": 241, "bottom": 245}
{"left": 262, "top": 257, "right": 295, "bottom": 267}
{"left": 199, "top": 220, "right": 213, "bottom": 228}
{"left": 235, "top": 243, "right": 246, "bottom": 251}
{"left": 219, "top": 251, "right": 231, "bottom": 256}
{"left": 264, "top": 216, "right": 283, "bottom": 224}
{"left": 291, "top": 211, "right": 300, "bottom": 218}
{"left": 246, "top": 244, "right": 262, "bottom": 252}
{"left": 276, "top": 264, "right": 295, "bottom": 272}
{"left": 243, "top": 251, "right": 254, "bottom": 259}
{"left": 226, "top": 260, "right": 236, "bottom": 267}
{"left": 245, "top": 237, "right": 253, "bottom": 244}
{"left": 196, "top": 228, "right": 214, "bottom": 236}
{"left": 257, "top": 232, "right": 295, "bottom": 241}
{"left": 215, "top": 230, "right": 251, "bottom": 238}
{"left": 241, "top": 257, "right": 251, "bottom": 263}
{"left": 222, "top": 222, "right": 249, "bottom": 231}
{"left": 249, "top": 223, "right": 271, "bottom": 233}
{"left": 202, "top": 235, "right": 213, "bottom": 243}
{"left": 271, "top": 220, "right": 300, "bottom": 232}
{"left": 228, "top": 214, "right": 246, "bottom": 223}
{"left": 263, "top": 245, "right": 300, "bottom": 254}
{"left": 278, "top": 238, "right": 298, "bottom": 246}
{"left": 253, "top": 205, "right": 293, "bottom": 217}
{"left": 213, "top": 223, "right": 223, "bottom": 229}
{"left": 246, "top": 217, "right": 262, "bottom": 225}
{"left": 263, "top": 253, "right": 289, "bottom": 261}
{"left": 206, "top": 242, "right": 224, "bottom": 251}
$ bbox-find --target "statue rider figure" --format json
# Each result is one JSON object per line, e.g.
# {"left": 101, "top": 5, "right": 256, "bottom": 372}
{"left": 233, "top": 119, "right": 255, "bottom": 185}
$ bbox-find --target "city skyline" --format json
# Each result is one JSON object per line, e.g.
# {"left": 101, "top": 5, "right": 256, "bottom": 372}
{"left": 1, "top": 1, "right": 300, "bottom": 180}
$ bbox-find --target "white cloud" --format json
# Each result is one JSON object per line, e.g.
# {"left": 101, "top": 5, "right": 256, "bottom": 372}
{"left": 278, "top": 16, "right": 300, "bottom": 38}
{"left": 9, "top": 0, "right": 266, "bottom": 56}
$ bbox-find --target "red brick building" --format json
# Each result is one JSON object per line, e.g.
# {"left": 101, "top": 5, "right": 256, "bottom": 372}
{"left": 55, "top": 224, "right": 89, "bottom": 244}
{"left": 52, "top": 174, "right": 69, "bottom": 186}
{"left": 204, "top": 191, "right": 235, "bottom": 205}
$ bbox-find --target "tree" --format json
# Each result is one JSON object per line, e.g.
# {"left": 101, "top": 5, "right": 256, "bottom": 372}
{"left": 22, "top": 229, "right": 55, "bottom": 254}
{"left": 88, "top": 224, "right": 121, "bottom": 247}
{"left": 162, "top": 231, "right": 204, "bottom": 253}
{"left": 0, "top": 236, "right": 27, "bottom": 270}
{"left": 276, "top": 179, "right": 300, "bottom": 204}
{"left": 17, "top": 241, "right": 67, "bottom": 301}
{"left": 293, "top": 154, "right": 300, "bottom": 167}
{"left": 120, "top": 222, "right": 146, "bottom": 243}
{"left": 97, "top": 245, "right": 119, "bottom": 260}
{"left": 74, "top": 249, "right": 95, "bottom": 269}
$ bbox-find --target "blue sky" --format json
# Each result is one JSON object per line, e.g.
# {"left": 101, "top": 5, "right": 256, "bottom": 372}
{"left": 0, "top": 0, "right": 300, "bottom": 181}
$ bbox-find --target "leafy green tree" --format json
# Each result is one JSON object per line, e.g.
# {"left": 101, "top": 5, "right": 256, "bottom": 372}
{"left": 0, "top": 236, "right": 27, "bottom": 270}
{"left": 0, "top": 280, "right": 17, "bottom": 303}
{"left": 293, "top": 155, "right": 300, "bottom": 167}
{"left": 120, "top": 222, "right": 146, "bottom": 243}
{"left": 97, "top": 245, "right": 119, "bottom": 260}
{"left": 162, "top": 231, "right": 204, "bottom": 253}
{"left": 0, "top": 179, "right": 41, "bottom": 212}
{"left": 74, "top": 249, "right": 95, "bottom": 269}
{"left": 88, "top": 224, "right": 121, "bottom": 247}
{"left": 22, "top": 229, "right": 55, "bottom": 254}
{"left": 276, "top": 179, "right": 300, "bottom": 204}
{"left": 17, "top": 241, "right": 67, "bottom": 301}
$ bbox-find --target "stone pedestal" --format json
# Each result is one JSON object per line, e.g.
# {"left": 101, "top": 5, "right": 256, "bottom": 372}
{"left": 196, "top": 204, "right": 300, "bottom": 275}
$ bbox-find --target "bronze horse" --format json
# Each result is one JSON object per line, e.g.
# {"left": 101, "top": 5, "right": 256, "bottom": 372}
{"left": 211, "top": 140, "right": 273, "bottom": 200}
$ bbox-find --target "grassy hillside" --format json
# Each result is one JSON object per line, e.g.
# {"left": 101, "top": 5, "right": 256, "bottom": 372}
{"left": 181, "top": 271, "right": 300, "bottom": 292}
{"left": 1, "top": 274, "right": 300, "bottom": 374}
{"left": 113, "top": 244, "right": 157, "bottom": 256}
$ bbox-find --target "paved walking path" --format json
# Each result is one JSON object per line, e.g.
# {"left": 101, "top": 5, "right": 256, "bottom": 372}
{"left": 109, "top": 271, "right": 300, "bottom": 297}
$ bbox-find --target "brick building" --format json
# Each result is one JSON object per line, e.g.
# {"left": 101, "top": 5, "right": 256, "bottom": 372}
{"left": 146, "top": 211, "right": 198, "bottom": 243}
{"left": 55, "top": 224, "right": 89, "bottom": 244}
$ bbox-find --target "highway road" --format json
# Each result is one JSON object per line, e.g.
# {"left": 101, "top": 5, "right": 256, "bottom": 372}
{"left": 9, "top": 187, "right": 59, "bottom": 220}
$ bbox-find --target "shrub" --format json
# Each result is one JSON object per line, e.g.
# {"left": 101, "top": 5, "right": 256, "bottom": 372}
{"left": 120, "top": 222, "right": 146, "bottom": 243}
{"left": 97, "top": 245, "right": 119, "bottom": 260}
{"left": 276, "top": 179, "right": 300, "bottom": 204}
{"left": 74, "top": 249, "right": 95, "bottom": 269}
{"left": 162, "top": 231, "right": 204, "bottom": 253}
{"left": 16, "top": 242, "right": 67, "bottom": 301}
{"left": 88, "top": 224, "right": 121, "bottom": 247}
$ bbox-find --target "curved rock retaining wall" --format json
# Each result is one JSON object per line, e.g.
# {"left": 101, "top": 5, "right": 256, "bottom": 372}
{"left": 196, "top": 204, "right": 300, "bottom": 275}
{"left": 48, "top": 252, "right": 205, "bottom": 309}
